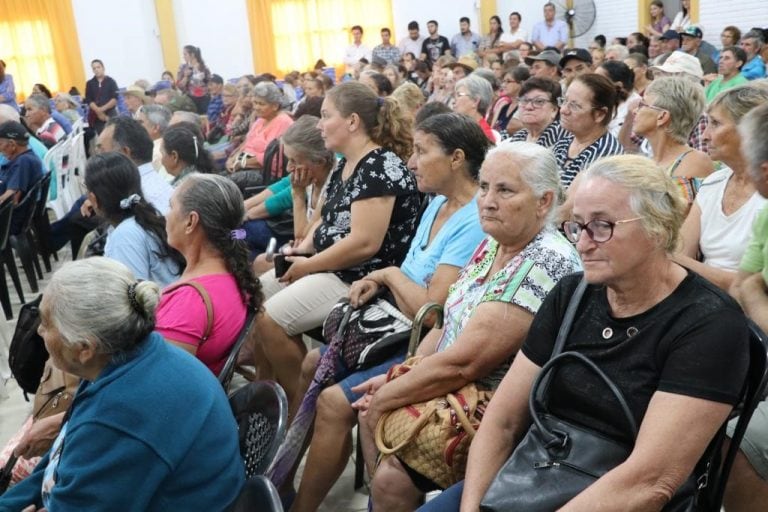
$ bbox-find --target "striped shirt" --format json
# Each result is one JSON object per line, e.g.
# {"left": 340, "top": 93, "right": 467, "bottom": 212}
{"left": 553, "top": 131, "right": 623, "bottom": 189}
{"left": 506, "top": 120, "right": 565, "bottom": 149}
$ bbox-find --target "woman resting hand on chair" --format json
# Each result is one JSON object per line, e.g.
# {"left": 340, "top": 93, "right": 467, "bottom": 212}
{"left": 352, "top": 141, "right": 582, "bottom": 511}
{"left": 423, "top": 155, "right": 750, "bottom": 512}
{"left": 287, "top": 112, "right": 492, "bottom": 512}
{"left": 155, "top": 174, "right": 262, "bottom": 375}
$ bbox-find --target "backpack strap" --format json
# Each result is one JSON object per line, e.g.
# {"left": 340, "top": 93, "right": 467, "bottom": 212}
{"left": 164, "top": 280, "right": 214, "bottom": 345}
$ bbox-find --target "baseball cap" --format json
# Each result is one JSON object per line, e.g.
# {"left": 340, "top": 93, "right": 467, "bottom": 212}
{"left": 0, "top": 121, "right": 30, "bottom": 142}
{"left": 148, "top": 80, "right": 174, "bottom": 93}
{"left": 681, "top": 26, "right": 703, "bottom": 39}
{"left": 650, "top": 51, "right": 704, "bottom": 80}
{"left": 525, "top": 49, "right": 561, "bottom": 68}
{"left": 659, "top": 29, "right": 681, "bottom": 41}
{"left": 560, "top": 48, "right": 593, "bottom": 67}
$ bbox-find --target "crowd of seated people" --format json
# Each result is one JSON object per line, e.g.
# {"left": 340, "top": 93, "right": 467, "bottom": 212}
{"left": 2, "top": 7, "right": 768, "bottom": 512}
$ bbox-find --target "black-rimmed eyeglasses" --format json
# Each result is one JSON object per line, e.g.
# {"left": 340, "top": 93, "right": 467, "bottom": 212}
{"left": 561, "top": 217, "right": 644, "bottom": 243}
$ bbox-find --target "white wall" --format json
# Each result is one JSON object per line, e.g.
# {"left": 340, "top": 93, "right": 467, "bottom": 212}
{"left": 391, "top": 0, "right": 480, "bottom": 44}
{"left": 172, "top": 0, "right": 254, "bottom": 80}
{"left": 699, "top": 0, "right": 768, "bottom": 51}
{"left": 72, "top": 0, "right": 165, "bottom": 88}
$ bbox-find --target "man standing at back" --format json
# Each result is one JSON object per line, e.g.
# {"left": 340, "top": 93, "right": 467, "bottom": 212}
{"left": 84, "top": 59, "right": 118, "bottom": 135}
{"left": 532, "top": 2, "right": 568, "bottom": 51}
{"left": 343, "top": 25, "right": 372, "bottom": 75}
{"left": 372, "top": 28, "right": 401, "bottom": 65}
{"left": 421, "top": 20, "right": 451, "bottom": 66}
{"left": 451, "top": 17, "right": 481, "bottom": 59}
{"left": 399, "top": 21, "right": 424, "bottom": 60}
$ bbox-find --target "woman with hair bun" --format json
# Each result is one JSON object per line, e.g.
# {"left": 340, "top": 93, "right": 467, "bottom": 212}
{"left": 156, "top": 173, "right": 263, "bottom": 375}
{"left": 85, "top": 151, "right": 183, "bottom": 287}
{"left": 0, "top": 257, "right": 244, "bottom": 511}
{"left": 251, "top": 81, "right": 419, "bottom": 408}
{"left": 161, "top": 122, "right": 215, "bottom": 186}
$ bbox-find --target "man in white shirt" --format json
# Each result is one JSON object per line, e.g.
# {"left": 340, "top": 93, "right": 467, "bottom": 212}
{"left": 343, "top": 25, "right": 372, "bottom": 75}
{"left": 532, "top": 2, "right": 569, "bottom": 51}
{"left": 498, "top": 12, "right": 529, "bottom": 62}
{"left": 398, "top": 21, "right": 425, "bottom": 59}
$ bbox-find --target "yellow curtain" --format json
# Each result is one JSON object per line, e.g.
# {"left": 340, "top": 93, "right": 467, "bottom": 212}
{"left": 154, "top": 0, "right": 182, "bottom": 75}
{"left": 0, "top": 0, "right": 86, "bottom": 102}
{"left": 246, "top": 0, "right": 394, "bottom": 77}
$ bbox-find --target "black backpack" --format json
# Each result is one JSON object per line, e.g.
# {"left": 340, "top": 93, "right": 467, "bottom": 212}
{"left": 8, "top": 295, "right": 49, "bottom": 396}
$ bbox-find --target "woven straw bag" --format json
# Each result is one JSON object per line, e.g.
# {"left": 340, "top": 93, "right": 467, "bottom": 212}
{"left": 374, "top": 356, "right": 493, "bottom": 489}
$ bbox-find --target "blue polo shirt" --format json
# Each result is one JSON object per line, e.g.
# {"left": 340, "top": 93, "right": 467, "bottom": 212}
{"left": 0, "top": 148, "right": 44, "bottom": 234}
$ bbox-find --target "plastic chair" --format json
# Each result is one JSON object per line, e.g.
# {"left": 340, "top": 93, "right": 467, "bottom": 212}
{"left": 218, "top": 306, "right": 258, "bottom": 393}
{"left": 31, "top": 173, "right": 56, "bottom": 272}
{"left": 228, "top": 475, "right": 283, "bottom": 512}
{"left": 10, "top": 181, "right": 44, "bottom": 293}
{"left": 0, "top": 198, "right": 21, "bottom": 319}
{"left": 229, "top": 380, "right": 288, "bottom": 478}
{"left": 691, "top": 320, "right": 768, "bottom": 511}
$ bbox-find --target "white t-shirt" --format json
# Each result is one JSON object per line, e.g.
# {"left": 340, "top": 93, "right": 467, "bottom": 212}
{"left": 500, "top": 30, "right": 528, "bottom": 62}
{"left": 344, "top": 43, "right": 372, "bottom": 71}
{"left": 671, "top": 12, "right": 690, "bottom": 31}
{"left": 696, "top": 167, "right": 767, "bottom": 270}
{"left": 398, "top": 36, "right": 425, "bottom": 58}
{"left": 609, "top": 92, "right": 640, "bottom": 139}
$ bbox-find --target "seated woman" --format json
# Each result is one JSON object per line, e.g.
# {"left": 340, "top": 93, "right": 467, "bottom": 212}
{"left": 359, "top": 70, "right": 394, "bottom": 97}
{"left": 426, "top": 154, "right": 749, "bottom": 511}
{"left": 156, "top": 174, "right": 263, "bottom": 375}
{"left": 54, "top": 93, "right": 81, "bottom": 124}
{"left": 673, "top": 85, "right": 768, "bottom": 291}
{"left": 225, "top": 81, "right": 292, "bottom": 176}
{"left": 206, "top": 83, "right": 239, "bottom": 144}
{"left": 0, "top": 257, "right": 244, "bottom": 510}
{"left": 554, "top": 73, "right": 624, "bottom": 189}
{"left": 161, "top": 122, "right": 215, "bottom": 186}
{"left": 251, "top": 81, "right": 419, "bottom": 407}
{"left": 596, "top": 60, "right": 640, "bottom": 139}
{"left": 492, "top": 66, "right": 529, "bottom": 136}
{"left": 506, "top": 76, "right": 563, "bottom": 147}
{"left": 629, "top": 76, "right": 713, "bottom": 206}
{"left": 85, "top": 152, "right": 183, "bottom": 288}
{"left": 242, "top": 115, "right": 334, "bottom": 258}
{"left": 288, "top": 113, "right": 492, "bottom": 511}
{"left": 452, "top": 75, "right": 495, "bottom": 142}
{"left": 355, "top": 141, "right": 582, "bottom": 511}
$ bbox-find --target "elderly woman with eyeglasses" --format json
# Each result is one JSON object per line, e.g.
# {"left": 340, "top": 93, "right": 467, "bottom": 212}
{"left": 452, "top": 74, "right": 495, "bottom": 142}
{"left": 422, "top": 155, "right": 749, "bottom": 512}
{"left": 490, "top": 66, "right": 530, "bottom": 135}
{"left": 506, "top": 77, "right": 564, "bottom": 147}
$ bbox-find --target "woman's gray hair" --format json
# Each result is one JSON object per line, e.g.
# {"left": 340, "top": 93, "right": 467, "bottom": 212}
{"left": 739, "top": 103, "right": 768, "bottom": 182}
{"left": 581, "top": 155, "right": 686, "bottom": 252}
{"left": 45, "top": 257, "right": 160, "bottom": 358}
{"left": 281, "top": 115, "right": 334, "bottom": 167}
{"left": 253, "top": 81, "right": 285, "bottom": 107}
{"left": 140, "top": 104, "right": 172, "bottom": 133}
{"left": 486, "top": 140, "right": 564, "bottom": 223}
{"left": 645, "top": 77, "right": 705, "bottom": 144}
{"left": 709, "top": 84, "right": 768, "bottom": 123}
{"left": 26, "top": 94, "right": 51, "bottom": 113}
{"left": 606, "top": 44, "right": 629, "bottom": 61}
{"left": 455, "top": 75, "right": 493, "bottom": 116}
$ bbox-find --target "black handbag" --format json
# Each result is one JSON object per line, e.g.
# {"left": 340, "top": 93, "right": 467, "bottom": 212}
{"left": 8, "top": 295, "right": 48, "bottom": 396}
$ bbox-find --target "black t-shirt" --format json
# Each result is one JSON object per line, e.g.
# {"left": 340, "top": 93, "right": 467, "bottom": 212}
{"left": 313, "top": 148, "right": 419, "bottom": 283}
{"left": 522, "top": 271, "right": 749, "bottom": 444}
{"left": 421, "top": 36, "right": 451, "bottom": 64}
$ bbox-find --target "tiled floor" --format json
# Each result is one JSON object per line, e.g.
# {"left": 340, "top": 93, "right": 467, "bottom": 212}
{"left": 0, "top": 251, "right": 370, "bottom": 511}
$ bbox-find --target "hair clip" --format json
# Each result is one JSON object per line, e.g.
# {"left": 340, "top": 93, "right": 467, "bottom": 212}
{"left": 376, "top": 97, "right": 385, "bottom": 107}
{"left": 230, "top": 228, "right": 246, "bottom": 240}
{"left": 119, "top": 193, "right": 142, "bottom": 210}
{"left": 192, "top": 135, "right": 199, "bottom": 159}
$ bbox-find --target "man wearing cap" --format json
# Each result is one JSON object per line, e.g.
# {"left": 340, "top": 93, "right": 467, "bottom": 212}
{"left": 421, "top": 20, "right": 451, "bottom": 65}
{"left": 206, "top": 74, "right": 225, "bottom": 126}
{"left": 398, "top": 21, "right": 424, "bottom": 58}
{"left": 705, "top": 47, "right": 749, "bottom": 102}
{"left": 447, "top": 55, "right": 478, "bottom": 80}
{"left": 560, "top": 48, "right": 592, "bottom": 87}
{"left": 24, "top": 94, "right": 65, "bottom": 149}
{"left": 680, "top": 26, "right": 717, "bottom": 75}
{"left": 656, "top": 30, "right": 681, "bottom": 65}
{"left": 740, "top": 30, "right": 767, "bottom": 80}
{"left": 451, "top": 17, "right": 481, "bottom": 59}
{"left": 123, "top": 85, "right": 150, "bottom": 118}
{"left": 525, "top": 50, "right": 561, "bottom": 81}
{"left": 532, "top": 2, "right": 568, "bottom": 51}
{"left": 0, "top": 121, "right": 43, "bottom": 234}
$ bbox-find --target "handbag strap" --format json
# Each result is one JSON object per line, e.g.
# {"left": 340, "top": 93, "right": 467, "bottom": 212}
{"left": 529, "top": 351, "right": 639, "bottom": 448}
{"left": 551, "top": 277, "right": 588, "bottom": 359}
{"left": 375, "top": 402, "right": 438, "bottom": 455}
{"left": 164, "top": 281, "right": 214, "bottom": 345}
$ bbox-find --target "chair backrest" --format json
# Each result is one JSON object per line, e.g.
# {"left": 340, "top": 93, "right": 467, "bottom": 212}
{"left": 229, "top": 380, "right": 288, "bottom": 478}
{"left": 227, "top": 475, "right": 283, "bottom": 512}
{"left": 13, "top": 180, "right": 43, "bottom": 235}
{"left": 0, "top": 198, "right": 16, "bottom": 251}
{"left": 694, "top": 320, "right": 768, "bottom": 510}
{"left": 34, "top": 173, "right": 52, "bottom": 219}
{"left": 218, "top": 306, "right": 258, "bottom": 392}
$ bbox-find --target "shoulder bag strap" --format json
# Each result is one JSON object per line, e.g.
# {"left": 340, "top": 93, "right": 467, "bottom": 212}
{"left": 164, "top": 281, "right": 214, "bottom": 345}
{"left": 550, "top": 277, "right": 588, "bottom": 359}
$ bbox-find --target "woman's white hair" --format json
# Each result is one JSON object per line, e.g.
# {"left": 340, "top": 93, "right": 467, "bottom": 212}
{"left": 46, "top": 257, "right": 160, "bottom": 358}
{"left": 645, "top": 77, "right": 705, "bottom": 144}
{"left": 486, "top": 140, "right": 564, "bottom": 223}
